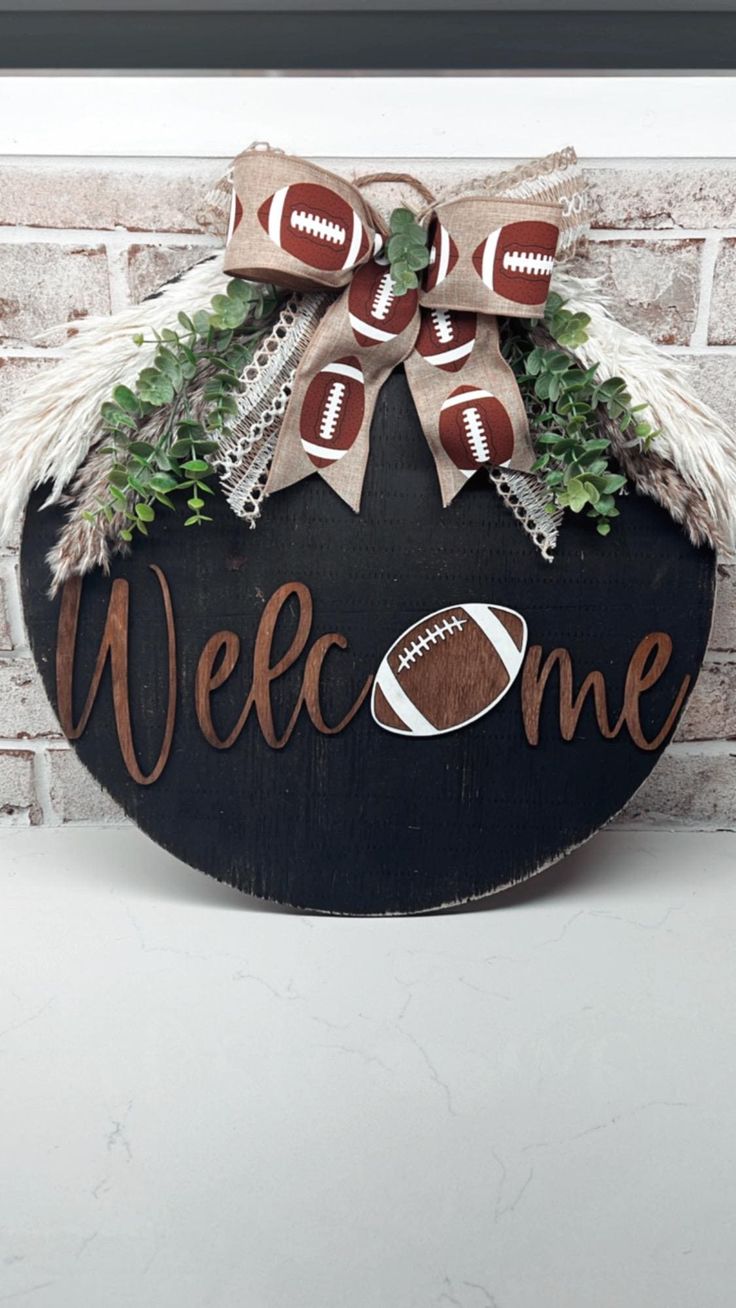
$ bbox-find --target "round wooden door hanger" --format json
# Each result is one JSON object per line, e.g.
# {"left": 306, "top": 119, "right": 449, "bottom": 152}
{"left": 21, "top": 372, "right": 715, "bottom": 915}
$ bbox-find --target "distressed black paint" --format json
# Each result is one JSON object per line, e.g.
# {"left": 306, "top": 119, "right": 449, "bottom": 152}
{"left": 21, "top": 372, "right": 715, "bottom": 914}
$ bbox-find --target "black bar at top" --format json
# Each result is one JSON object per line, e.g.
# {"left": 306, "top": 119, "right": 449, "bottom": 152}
{"left": 0, "top": 10, "right": 735, "bottom": 70}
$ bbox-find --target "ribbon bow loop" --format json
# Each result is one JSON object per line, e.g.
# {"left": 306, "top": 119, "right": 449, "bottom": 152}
{"left": 224, "top": 149, "right": 563, "bottom": 510}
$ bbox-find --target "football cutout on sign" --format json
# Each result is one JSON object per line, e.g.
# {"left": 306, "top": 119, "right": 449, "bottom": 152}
{"left": 472, "top": 220, "right": 559, "bottom": 306}
{"left": 348, "top": 258, "right": 418, "bottom": 348}
{"left": 372, "top": 604, "right": 528, "bottom": 737}
{"left": 415, "top": 309, "right": 477, "bottom": 373}
{"left": 299, "top": 357, "right": 365, "bottom": 469}
{"left": 439, "top": 385, "right": 515, "bottom": 474}
{"left": 258, "top": 182, "right": 374, "bottom": 274}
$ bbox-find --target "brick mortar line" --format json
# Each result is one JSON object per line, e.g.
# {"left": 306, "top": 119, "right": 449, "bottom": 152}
{"left": 0, "top": 226, "right": 731, "bottom": 246}
{"left": 0, "top": 739, "right": 69, "bottom": 752}
{"left": 613, "top": 820, "right": 736, "bottom": 831}
{"left": 0, "top": 227, "right": 221, "bottom": 248}
{"left": 660, "top": 344, "right": 736, "bottom": 356}
{"left": 0, "top": 558, "right": 26, "bottom": 649}
{"left": 105, "top": 240, "right": 132, "bottom": 315}
{"left": 31, "top": 748, "right": 60, "bottom": 826}
{"left": 2, "top": 153, "right": 736, "bottom": 169}
{"left": 589, "top": 229, "right": 736, "bottom": 242}
{"left": 691, "top": 234, "right": 721, "bottom": 348}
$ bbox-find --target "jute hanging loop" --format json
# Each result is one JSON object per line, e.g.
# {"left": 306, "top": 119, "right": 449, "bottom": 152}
{"left": 353, "top": 171, "right": 437, "bottom": 208}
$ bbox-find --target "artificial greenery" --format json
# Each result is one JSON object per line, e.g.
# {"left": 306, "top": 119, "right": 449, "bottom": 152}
{"left": 386, "top": 208, "right": 430, "bottom": 296}
{"left": 88, "top": 269, "right": 657, "bottom": 550}
{"left": 88, "top": 279, "right": 281, "bottom": 540}
{"left": 505, "top": 292, "right": 659, "bottom": 536}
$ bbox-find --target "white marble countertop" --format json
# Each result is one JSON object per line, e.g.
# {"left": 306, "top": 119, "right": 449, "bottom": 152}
{"left": 1, "top": 827, "right": 735, "bottom": 1308}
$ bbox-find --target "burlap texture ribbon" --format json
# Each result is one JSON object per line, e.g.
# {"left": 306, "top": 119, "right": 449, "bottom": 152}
{"left": 224, "top": 149, "right": 562, "bottom": 511}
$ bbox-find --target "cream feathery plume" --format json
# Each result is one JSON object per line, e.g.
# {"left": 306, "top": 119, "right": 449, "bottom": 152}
{"left": 552, "top": 267, "right": 736, "bottom": 556}
{"left": 0, "top": 251, "right": 228, "bottom": 546}
{"left": 46, "top": 356, "right": 220, "bottom": 596}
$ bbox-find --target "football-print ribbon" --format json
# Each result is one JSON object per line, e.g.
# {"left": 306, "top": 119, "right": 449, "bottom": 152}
{"left": 223, "top": 148, "right": 563, "bottom": 510}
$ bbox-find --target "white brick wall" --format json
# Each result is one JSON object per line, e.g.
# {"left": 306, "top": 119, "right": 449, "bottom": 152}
{"left": 0, "top": 154, "right": 734, "bottom": 828}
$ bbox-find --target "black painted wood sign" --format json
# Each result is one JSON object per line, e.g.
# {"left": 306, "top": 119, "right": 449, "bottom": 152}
{"left": 21, "top": 372, "right": 715, "bottom": 914}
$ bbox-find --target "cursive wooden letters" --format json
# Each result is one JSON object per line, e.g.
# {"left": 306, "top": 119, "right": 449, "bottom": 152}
{"left": 56, "top": 565, "right": 177, "bottom": 785}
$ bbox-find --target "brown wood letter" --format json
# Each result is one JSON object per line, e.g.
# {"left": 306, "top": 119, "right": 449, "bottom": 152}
{"left": 56, "top": 565, "right": 177, "bottom": 785}
{"left": 302, "top": 633, "right": 373, "bottom": 734}
{"left": 195, "top": 582, "right": 313, "bottom": 750}
{"left": 521, "top": 645, "right": 620, "bottom": 747}
{"left": 522, "top": 633, "right": 691, "bottom": 752}
{"left": 622, "top": 632, "right": 691, "bottom": 750}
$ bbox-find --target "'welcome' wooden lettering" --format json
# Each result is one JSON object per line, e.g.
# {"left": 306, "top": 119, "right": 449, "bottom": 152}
{"left": 55, "top": 569, "right": 693, "bottom": 784}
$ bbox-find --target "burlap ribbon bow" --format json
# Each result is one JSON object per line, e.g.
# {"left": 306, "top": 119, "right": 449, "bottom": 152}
{"left": 224, "top": 149, "right": 563, "bottom": 511}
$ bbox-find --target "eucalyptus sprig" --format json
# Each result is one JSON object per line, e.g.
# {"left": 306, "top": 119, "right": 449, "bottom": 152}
{"left": 386, "top": 208, "right": 430, "bottom": 296}
{"left": 88, "top": 278, "right": 282, "bottom": 541}
{"left": 504, "top": 293, "right": 659, "bottom": 537}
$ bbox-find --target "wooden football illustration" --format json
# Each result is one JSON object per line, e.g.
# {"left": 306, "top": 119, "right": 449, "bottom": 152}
{"left": 439, "top": 385, "right": 514, "bottom": 472}
{"left": 472, "top": 220, "right": 559, "bottom": 306}
{"left": 348, "top": 258, "right": 418, "bottom": 347}
{"left": 258, "top": 182, "right": 373, "bottom": 273}
{"left": 372, "top": 603, "right": 528, "bottom": 737}
{"left": 415, "top": 308, "right": 477, "bottom": 372}
{"left": 299, "top": 357, "right": 365, "bottom": 468}
{"left": 424, "top": 219, "right": 459, "bottom": 291}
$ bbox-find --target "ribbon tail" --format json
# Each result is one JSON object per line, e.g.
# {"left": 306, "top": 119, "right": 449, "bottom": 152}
{"left": 264, "top": 289, "right": 367, "bottom": 510}
{"left": 405, "top": 313, "right": 535, "bottom": 507}
{"left": 266, "top": 263, "right": 420, "bottom": 512}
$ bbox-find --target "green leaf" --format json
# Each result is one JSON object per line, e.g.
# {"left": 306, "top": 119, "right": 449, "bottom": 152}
{"left": 226, "top": 278, "right": 255, "bottom": 303}
{"left": 566, "top": 477, "right": 589, "bottom": 513}
{"left": 113, "top": 385, "right": 140, "bottom": 414}
{"left": 182, "top": 459, "right": 210, "bottom": 474}
{"left": 177, "top": 311, "right": 195, "bottom": 333}
{"left": 128, "top": 441, "right": 156, "bottom": 459}
{"left": 387, "top": 233, "right": 414, "bottom": 261}
{"left": 548, "top": 352, "right": 571, "bottom": 374}
{"left": 137, "top": 368, "right": 174, "bottom": 406}
{"left": 601, "top": 473, "right": 627, "bottom": 494}
{"left": 597, "top": 520, "right": 611, "bottom": 536}
{"left": 149, "top": 472, "right": 179, "bottom": 494}
{"left": 171, "top": 439, "right": 194, "bottom": 458}
{"left": 193, "top": 309, "right": 211, "bottom": 337}
{"left": 404, "top": 246, "right": 430, "bottom": 272}
{"left": 390, "top": 207, "right": 416, "bottom": 233}
{"left": 135, "top": 502, "right": 155, "bottom": 522}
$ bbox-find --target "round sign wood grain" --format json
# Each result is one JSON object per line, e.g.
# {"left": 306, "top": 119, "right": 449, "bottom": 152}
{"left": 21, "top": 372, "right": 715, "bottom": 914}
